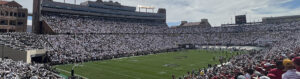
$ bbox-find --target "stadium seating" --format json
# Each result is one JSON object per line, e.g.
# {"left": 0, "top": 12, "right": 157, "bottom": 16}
{"left": 1, "top": 9, "right": 300, "bottom": 79}
{"left": 0, "top": 58, "right": 62, "bottom": 78}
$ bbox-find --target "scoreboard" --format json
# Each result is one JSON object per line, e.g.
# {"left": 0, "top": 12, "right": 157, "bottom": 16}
{"left": 235, "top": 15, "right": 247, "bottom": 24}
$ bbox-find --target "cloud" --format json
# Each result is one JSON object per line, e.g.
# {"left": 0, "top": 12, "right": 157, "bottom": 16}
{"left": 27, "top": 20, "right": 32, "bottom": 26}
{"left": 10, "top": 0, "right": 300, "bottom": 26}
{"left": 10, "top": 0, "right": 33, "bottom": 13}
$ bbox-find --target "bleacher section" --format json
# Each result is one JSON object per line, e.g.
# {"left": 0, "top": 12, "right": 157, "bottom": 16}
{"left": 41, "top": 14, "right": 167, "bottom": 34}
{"left": 2, "top": 0, "right": 300, "bottom": 78}
{"left": 41, "top": 0, "right": 166, "bottom": 21}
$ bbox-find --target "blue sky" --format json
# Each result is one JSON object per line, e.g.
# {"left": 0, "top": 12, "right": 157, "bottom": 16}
{"left": 27, "top": 16, "right": 32, "bottom": 25}
{"left": 280, "top": 0, "right": 300, "bottom": 9}
{"left": 28, "top": 16, "right": 32, "bottom": 20}
{"left": 15, "top": 0, "right": 300, "bottom": 26}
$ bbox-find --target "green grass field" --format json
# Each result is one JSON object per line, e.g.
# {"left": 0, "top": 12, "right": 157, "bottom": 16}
{"left": 55, "top": 49, "right": 243, "bottom": 79}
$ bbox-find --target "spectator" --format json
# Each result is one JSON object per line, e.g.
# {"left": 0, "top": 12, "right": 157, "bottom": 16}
{"left": 282, "top": 58, "right": 299, "bottom": 79}
{"left": 267, "top": 60, "right": 285, "bottom": 79}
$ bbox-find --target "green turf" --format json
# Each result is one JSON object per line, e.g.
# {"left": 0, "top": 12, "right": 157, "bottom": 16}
{"left": 55, "top": 49, "right": 244, "bottom": 79}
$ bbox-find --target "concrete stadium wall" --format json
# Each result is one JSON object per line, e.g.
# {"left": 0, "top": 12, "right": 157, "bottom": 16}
{"left": 41, "top": 20, "right": 55, "bottom": 34}
{"left": 26, "top": 49, "right": 47, "bottom": 63}
{"left": 0, "top": 45, "right": 27, "bottom": 62}
{"left": 0, "top": 45, "right": 46, "bottom": 63}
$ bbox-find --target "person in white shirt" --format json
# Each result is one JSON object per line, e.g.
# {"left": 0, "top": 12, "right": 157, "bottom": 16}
{"left": 282, "top": 57, "right": 300, "bottom": 79}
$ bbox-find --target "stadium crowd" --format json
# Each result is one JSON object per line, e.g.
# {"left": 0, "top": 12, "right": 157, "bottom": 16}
{"left": 0, "top": 32, "right": 48, "bottom": 51}
{"left": 45, "top": 34, "right": 178, "bottom": 64}
{"left": 0, "top": 13, "right": 300, "bottom": 78}
{"left": 42, "top": 14, "right": 300, "bottom": 34}
{"left": 0, "top": 58, "right": 61, "bottom": 79}
{"left": 42, "top": 14, "right": 168, "bottom": 34}
{"left": 177, "top": 32, "right": 300, "bottom": 79}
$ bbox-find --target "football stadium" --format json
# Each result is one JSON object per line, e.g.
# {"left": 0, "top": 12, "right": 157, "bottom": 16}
{"left": 1, "top": 0, "right": 300, "bottom": 79}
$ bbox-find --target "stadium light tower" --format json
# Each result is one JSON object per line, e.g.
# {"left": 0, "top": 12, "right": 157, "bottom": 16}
{"left": 230, "top": 17, "right": 232, "bottom": 24}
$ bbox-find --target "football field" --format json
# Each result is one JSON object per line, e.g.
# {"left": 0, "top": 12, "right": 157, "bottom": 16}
{"left": 55, "top": 49, "right": 243, "bottom": 79}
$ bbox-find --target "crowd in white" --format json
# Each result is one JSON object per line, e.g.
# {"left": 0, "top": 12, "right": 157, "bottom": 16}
{"left": 45, "top": 34, "right": 178, "bottom": 64}
{"left": 42, "top": 14, "right": 300, "bottom": 34}
{"left": 42, "top": 14, "right": 167, "bottom": 34}
{"left": 0, "top": 33, "right": 47, "bottom": 51}
{"left": 0, "top": 14, "right": 300, "bottom": 78}
{"left": 0, "top": 59, "right": 61, "bottom": 79}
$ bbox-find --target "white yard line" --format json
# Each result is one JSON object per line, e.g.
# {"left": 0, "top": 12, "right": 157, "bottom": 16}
{"left": 56, "top": 68, "right": 89, "bottom": 79}
{"left": 104, "top": 70, "right": 141, "bottom": 79}
{"left": 57, "top": 67, "right": 141, "bottom": 79}
{"left": 86, "top": 65, "right": 142, "bottom": 79}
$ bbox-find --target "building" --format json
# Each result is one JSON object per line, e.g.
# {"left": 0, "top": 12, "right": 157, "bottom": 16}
{"left": 178, "top": 19, "right": 212, "bottom": 28}
{"left": 262, "top": 15, "right": 300, "bottom": 24}
{"left": 0, "top": 1, "right": 28, "bottom": 32}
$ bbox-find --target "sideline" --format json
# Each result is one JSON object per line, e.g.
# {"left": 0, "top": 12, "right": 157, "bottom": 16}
{"left": 56, "top": 68, "right": 89, "bottom": 79}
{"left": 84, "top": 64, "right": 142, "bottom": 79}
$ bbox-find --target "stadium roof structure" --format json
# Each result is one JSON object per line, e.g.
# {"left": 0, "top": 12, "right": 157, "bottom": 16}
{"left": 80, "top": 0, "right": 136, "bottom": 12}
{"left": 263, "top": 15, "right": 300, "bottom": 19}
{"left": 262, "top": 15, "right": 300, "bottom": 24}
{"left": 0, "top": 1, "right": 8, "bottom": 5}
{"left": 137, "top": 5, "right": 155, "bottom": 13}
{"left": 138, "top": 5, "right": 155, "bottom": 9}
{"left": 40, "top": 0, "right": 165, "bottom": 19}
{"left": 0, "top": 1, "right": 22, "bottom": 8}
{"left": 181, "top": 22, "right": 201, "bottom": 26}
{"left": 179, "top": 19, "right": 212, "bottom": 28}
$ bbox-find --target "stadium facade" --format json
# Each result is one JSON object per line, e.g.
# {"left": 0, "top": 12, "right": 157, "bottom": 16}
{"left": 1, "top": 0, "right": 300, "bottom": 67}
{"left": 33, "top": 0, "right": 167, "bottom": 34}
{"left": 262, "top": 15, "right": 300, "bottom": 24}
{"left": 1, "top": 0, "right": 300, "bottom": 78}
{"left": 178, "top": 19, "right": 212, "bottom": 28}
